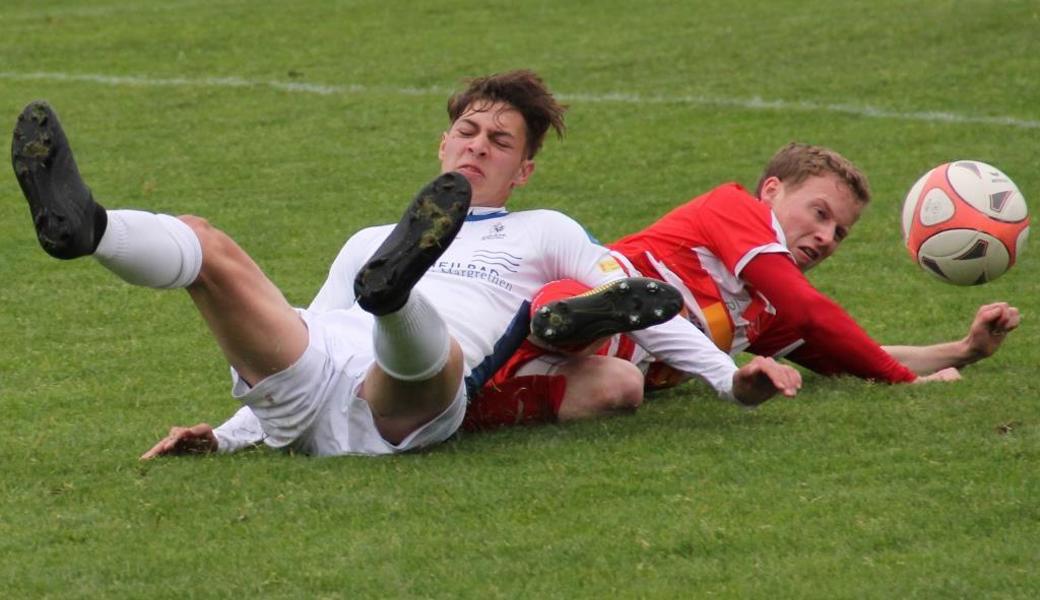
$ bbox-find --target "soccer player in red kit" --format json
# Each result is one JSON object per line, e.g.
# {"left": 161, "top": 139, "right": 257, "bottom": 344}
{"left": 464, "top": 142, "right": 1019, "bottom": 430}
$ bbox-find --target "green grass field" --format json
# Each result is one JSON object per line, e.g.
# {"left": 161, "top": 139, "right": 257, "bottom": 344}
{"left": 2, "top": 0, "right": 1038, "bottom": 596}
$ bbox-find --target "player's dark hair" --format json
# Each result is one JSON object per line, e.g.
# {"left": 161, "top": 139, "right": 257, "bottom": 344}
{"left": 447, "top": 70, "right": 567, "bottom": 159}
{"left": 756, "top": 143, "right": 871, "bottom": 204}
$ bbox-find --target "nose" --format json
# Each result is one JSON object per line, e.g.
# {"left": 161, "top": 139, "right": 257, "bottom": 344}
{"left": 466, "top": 133, "right": 489, "bottom": 156}
{"left": 814, "top": 226, "right": 838, "bottom": 253}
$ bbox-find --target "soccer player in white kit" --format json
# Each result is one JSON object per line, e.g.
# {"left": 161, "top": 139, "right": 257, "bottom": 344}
{"left": 13, "top": 70, "right": 799, "bottom": 458}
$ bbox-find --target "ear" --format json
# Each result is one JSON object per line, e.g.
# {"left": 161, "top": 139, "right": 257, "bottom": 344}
{"left": 759, "top": 176, "right": 783, "bottom": 206}
{"left": 438, "top": 132, "right": 448, "bottom": 161}
{"left": 511, "top": 159, "right": 536, "bottom": 189}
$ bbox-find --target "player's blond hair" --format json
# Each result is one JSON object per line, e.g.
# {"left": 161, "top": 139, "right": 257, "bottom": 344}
{"left": 756, "top": 143, "right": 871, "bottom": 204}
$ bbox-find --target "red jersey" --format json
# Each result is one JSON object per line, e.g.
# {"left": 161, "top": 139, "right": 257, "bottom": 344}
{"left": 609, "top": 183, "right": 915, "bottom": 383}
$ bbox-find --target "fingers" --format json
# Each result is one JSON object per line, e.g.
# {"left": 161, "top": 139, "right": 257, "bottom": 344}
{"left": 140, "top": 432, "right": 182, "bottom": 461}
{"left": 188, "top": 423, "right": 214, "bottom": 436}
{"left": 998, "top": 306, "right": 1021, "bottom": 332}
{"left": 975, "top": 304, "right": 1003, "bottom": 328}
{"left": 913, "top": 366, "right": 962, "bottom": 384}
{"left": 139, "top": 440, "right": 167, "bottom": 461}
{"left": 139, "top": 423, "right": 216, "bottom": 461}
{"left": 978, "top": 302, "right": 1020, "bottom": 329}
{"left": 776, "top": 367, "right": 802, "bottom": 397}
{"left": 749, "top": 356, "right": 802, "bottom": 397}
{"left": 985, "top": 305, "right": 1020, "bottom": 336}
{"left": 767, "top": 363, "right": 802, "bottom": 397}
{"left": 927, "top": 367, "right": 962, "bottom": 382}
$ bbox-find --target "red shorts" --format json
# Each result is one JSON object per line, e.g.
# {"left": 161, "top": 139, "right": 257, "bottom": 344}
{"left": 486, "top": 278, "right": 688, "bottom": 392}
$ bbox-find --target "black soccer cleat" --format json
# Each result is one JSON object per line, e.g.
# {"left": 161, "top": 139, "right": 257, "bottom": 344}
{"left": 354, "top": 171, "right": 471, "bottom": 316}
{"left": 11, "top": 101, "right": 107, "bottom": 260}
{"left": 531, "top": 277, "right": 684, "bottom": 347}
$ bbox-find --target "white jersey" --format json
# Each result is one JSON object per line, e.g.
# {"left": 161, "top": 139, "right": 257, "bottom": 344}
{"left": 214, "top": 206, "right": 738, "bottom": 452}
{"left": 311, "top": 206, "right": 624, "bottom": 380}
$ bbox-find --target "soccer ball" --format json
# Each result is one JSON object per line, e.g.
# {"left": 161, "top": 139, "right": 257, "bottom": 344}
{"left": 901, "top": 160, "right": 1029, "bottom": 285}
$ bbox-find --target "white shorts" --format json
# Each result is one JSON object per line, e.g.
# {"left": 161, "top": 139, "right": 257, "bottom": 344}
{"left": 230, "top": 308, "right": 467, "bottom": 456}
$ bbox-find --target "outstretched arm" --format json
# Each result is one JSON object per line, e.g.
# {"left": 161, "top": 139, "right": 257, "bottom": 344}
{"left": 741, "top": 253, "right": 919, "bottom": 383}
{"left": 628, "top": 314, "right": 802, "bottom": 405}
{"left": 139, "top": 406, "right": 265, "bottom": 460}
{"left": 882, "top": 302, "right": 1020, "bottom": 375}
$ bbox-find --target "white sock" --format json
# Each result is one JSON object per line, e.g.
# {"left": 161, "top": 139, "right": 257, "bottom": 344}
{"left": 372, "top": 290, "right": 452, "bottom": 381}
{"left": 93, "top": 209, "right": 202, "bottom": 289}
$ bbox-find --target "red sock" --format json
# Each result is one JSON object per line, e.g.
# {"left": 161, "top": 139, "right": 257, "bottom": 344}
{"left": 463, "top": 375, "right": 567, "bottom": 432}
{"left": 531, "top": 279, "right": 591, "bottom": 311}
{"left": 530, "top": 279, "right": 611, "bottom": 353}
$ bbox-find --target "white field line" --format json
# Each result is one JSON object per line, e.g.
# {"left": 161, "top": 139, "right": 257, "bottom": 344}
{"left": 1, "top": 70, "right": 1037, "bottom": 130}
{"left": 0, "top": 0, "right": 236, "bottom": 22}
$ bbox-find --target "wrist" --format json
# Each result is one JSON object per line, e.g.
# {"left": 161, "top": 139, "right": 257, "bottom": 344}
{"left": 212, "top": 429, "right": 230, "bottom": 453}
{"left": 955, "top": 337, "right": 983, "bottom": 367}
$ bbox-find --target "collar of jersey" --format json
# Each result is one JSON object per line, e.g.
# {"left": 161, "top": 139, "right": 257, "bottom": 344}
{"left": 466, "top": 207, "right": 509, "bottom": 222}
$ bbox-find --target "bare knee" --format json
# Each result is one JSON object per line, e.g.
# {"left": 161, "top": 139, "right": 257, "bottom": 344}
{"left": 600, "top": 360, "right": 644, "bottom": 412}
{"left": 178, "top": 214, "right": 206, "bottom": 227}
{"left": 558, "top": 357, "right": 645, "bottom": 421}
{"left": 364, "top": 341, "right": 466, "bottom": 444}
{"left": 178, "top": 215, "right": 254, "bottom": 284}
{"left": 178, "top": 215, "right": 223, "bottom": 250}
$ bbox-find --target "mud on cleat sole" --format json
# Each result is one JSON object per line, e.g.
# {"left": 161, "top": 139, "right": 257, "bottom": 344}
{"left": 11, "top": 101, "right": 107, "bottom": 259}
{"left": 531, "top": 277, "right": 684, "bottom": 347}
{"left": 354, "top": 171, "right": 472, "bottom": 316}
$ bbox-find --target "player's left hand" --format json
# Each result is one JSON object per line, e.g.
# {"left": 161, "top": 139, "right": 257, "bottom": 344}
{"left": 139, "top": 423, "right": 218, "bottom": 460}
{"left": 913, "top": 366, "right": 962, "bottom": 383}
{"left": 731, "top": 356, "right": 802, "bottom": 407}
{"left": 964, "top": 302, "right": 1020, "bottom": 360}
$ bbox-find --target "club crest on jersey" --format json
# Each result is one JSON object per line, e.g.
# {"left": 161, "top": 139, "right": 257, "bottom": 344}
{"left": 482, "top": 222, "right": 507, "bottom": 240}
{"left": 597, "top": 257, "right": 622, "bottom": 273}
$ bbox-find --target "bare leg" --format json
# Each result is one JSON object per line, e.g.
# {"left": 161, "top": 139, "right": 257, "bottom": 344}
{"left": 463, "top": 354, "right": 644, "bottom": 431}
{"left": 12, "top": 101, "right": 308, "bottom": 387}
{"left": 181, "top": 216, "right": 309, "bottom": 385}
{"left": 363, "top": 341, "right": 466, "bottom": 443}
{"left": 352, "top": 172, "right": 472, "bottom": 443}
{"left": 545, "top": 355, "right": 645, "bottom": 421}
{"left": 13, "top": 101, "right": 471, "bottom": 446}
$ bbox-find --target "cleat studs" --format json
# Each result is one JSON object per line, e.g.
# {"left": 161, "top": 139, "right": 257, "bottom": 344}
{"left": 646, "top": 281, "right": 659, "bottom": 293}
{"left": 629, "top": 314, "right": 640, "bottom": 325}
{"left": 543, "top": 328, "right": 556, "bottom": 338}
{"left": 538, "top": 306, "right": 551, "bottom": 316}
{"left": 653, "top": 308, "right": 665, "bottom": 318}
{"left": 618, "top": 282, "right": 630, "bottom": 292}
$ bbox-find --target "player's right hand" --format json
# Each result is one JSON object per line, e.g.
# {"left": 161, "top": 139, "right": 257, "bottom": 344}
{"left": 731, "top": 356, "right": 802, "bottom": 407}
{"left": 140, "top": 423, "right": 218, "bottom": 460}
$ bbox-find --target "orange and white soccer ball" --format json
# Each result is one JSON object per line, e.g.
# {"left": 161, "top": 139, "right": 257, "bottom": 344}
{"left": 902, "top": 160, "right": 1029, "bottom": 285}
